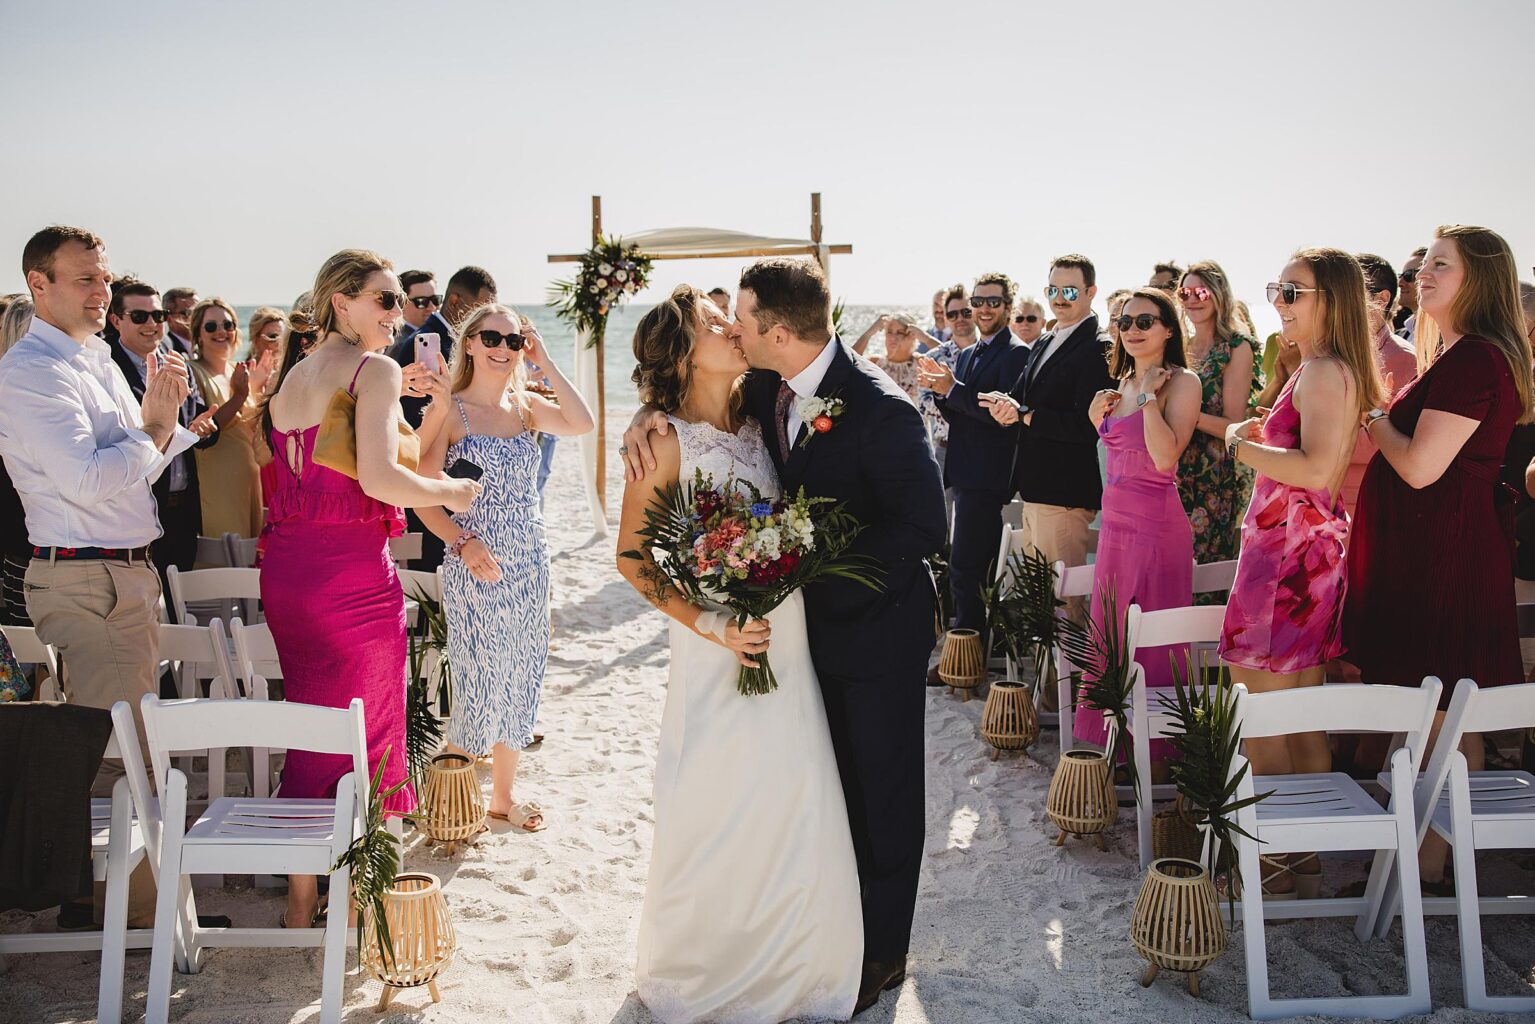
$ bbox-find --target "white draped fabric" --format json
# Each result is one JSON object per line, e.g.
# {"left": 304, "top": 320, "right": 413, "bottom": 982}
{"left": 572, "top": 328, "right": 608, "bottom": 537}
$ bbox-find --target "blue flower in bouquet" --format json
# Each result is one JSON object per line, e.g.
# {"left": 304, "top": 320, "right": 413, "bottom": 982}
{"left": 750, "top": 501, "right": 773, "bottom": 518}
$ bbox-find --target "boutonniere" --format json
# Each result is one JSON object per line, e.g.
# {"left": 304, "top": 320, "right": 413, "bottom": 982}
{"left": 796, "top": 392, "right": 846, "bottom": 449}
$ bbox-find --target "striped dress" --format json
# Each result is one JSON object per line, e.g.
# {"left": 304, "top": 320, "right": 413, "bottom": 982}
{"left": 440, "top": 397, "right": 550, "bottom": 753}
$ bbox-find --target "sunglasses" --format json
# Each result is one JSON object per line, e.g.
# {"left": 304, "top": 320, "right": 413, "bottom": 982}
{"left": 355, "top": 289, "right": 407, "bottom": 311}
{"left": 944, "top": 308, "right": 973, "bottom": 320}
{"left": 291, "top": 330, "right": 318, "bottom": 346}
{"left": 1013, "top": 314, "right": 1041, "bottom": 324}
{"left": 970, "top": 296, "right": 1007, "bottom": 309}
{"left": 1115, "top": 314, "right": 1165, "bottom": 332}
{"left": 1046, "top": 285, "right": 1081, "bottom": 302}
{"left": 200, "top": 319, "right": 235, "bottom": 333}
{"left": 409, "top": 294, "right": 444, "bottom": 309}
{"left": 1399, "top": 268, "right": 1419, "bottom": 284}
{"left": 122, "top": 309, "right": 168, "bottom": 325}
{"left": 1177, "top": 286, "right": 1211, "bottom": 303}
{"left": 1266, "top": 282, "right": 1323, "bottom": 305}
{"left": 257, "top": 330, "right": 283, "bottom": 341}
{"left": 474, "top": 329, "right": 525, "bottom": 350}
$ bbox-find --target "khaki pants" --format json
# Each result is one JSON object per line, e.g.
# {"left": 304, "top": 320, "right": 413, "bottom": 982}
{"left": 1023, "top": 504, "right": 1095, "bottom": 713}
{"left": 25, "top": 556, "right": 161, "bottom": 922}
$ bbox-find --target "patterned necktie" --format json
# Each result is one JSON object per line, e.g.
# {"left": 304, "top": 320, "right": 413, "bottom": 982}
{"left": 775, "top": 379, "right": 795, "bottom": 457}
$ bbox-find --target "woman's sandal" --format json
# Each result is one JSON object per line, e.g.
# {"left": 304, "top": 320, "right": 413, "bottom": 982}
{"left": 1258, "top": 854, "right": 1298, "bottom": 901}
{"left": 1290, "top": 853, "right": 1323, "bottom": 900}
{"left": 489, "top": 801, "right": 546, "bottom": 833}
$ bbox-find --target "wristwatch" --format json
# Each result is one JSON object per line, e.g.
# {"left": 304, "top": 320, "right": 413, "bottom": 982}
{"left": 1135, "top": 392, "right": 1150, "bottom": 409}
{"left": 1364, "top": 408, "right": 1388, "bottom": 432}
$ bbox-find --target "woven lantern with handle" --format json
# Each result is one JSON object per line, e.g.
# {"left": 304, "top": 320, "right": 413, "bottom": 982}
{"left": 1046, "top": 748, "right": 1116, "bottom": 848}
{"left": 418, "top": 753, "right": 485, "bottom": 855}
{"left": 1130, "top": 857, "right": 1226, "bottom": 996}
{"left": 937, "top": 628, "right": 986, "bottom": 701}
{"left": 362, "top": 871, "right": 457, "bottom": 1011}
{"left": 979, "top": 680, "right": 1038, "bottom": 758}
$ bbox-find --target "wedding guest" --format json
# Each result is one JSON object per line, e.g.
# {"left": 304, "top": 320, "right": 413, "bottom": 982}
{"left": 1255, "top": 331, "right": 1301, "bottom": 410}
{"left": 852, "top": 313, "right": 922, "bottom": 404}
{"left": 1176, "top": 260, "right": 1258, "bottom": 576}
{"left": 0, "top": 226, "right": 198, "bottom": 925}
{"left": 1148, "top": 261, "right": 1184, "bottom": 294}
{"left": 1339, "top": 254, "right": 1418, "bottom": 515}
{"left": 0, "top": 293, "right": 22, "bottom": 320}
{"left": 984, "top": 254, "right": 1116, "bottom": 627}
{"left": 1010, "top": 298, "right": 1046, "bottom": 346}
{"left": 389, "top": 263, "right": 497, "bottom": 427}
{"left": 916, "top": 284, "right": 975, "bottom": 514}
{"left": 190, "top": 298, "right": 269, "bottom": 539}
{"left": 395, "top": 269, "right": 438, "bottom": 345}
{"left": 1393, "top": 246, "right": 1426, "bottom": 337}
{"left": 918, "top": 272, "right": 1031, "bottom": 642}
{"left": 1078, "top": 288, "right": 1199, "bottom": 752}
{"left": 0, "top": 298, "right": 36, "bottom": 626}
{"left": 1345, "top": 225, "right": 1530, "bottom": 891}
{"left": 247, "top": 306, "right": 287, "bottom": 365}
{"left": 415, "top": 303, "right": 593, "bottom": 831}
{"left": 707, "top": 287, "right": 731, "bottom": 318}
{"left": 260, "top": 248, "right": 479, "bottom": 927}
{"left": 1104, "top": 289, "right": 1133, "bottom": 349}
{"left": 1220, "top": 247, "right": 1383, "bottom": 896}
{"left": 162, "top": 286, "right": 197, "bottom": 355}
{"left": 107, "top": 281, "right": 221, "bottom": 581}
{"left": 928, "top": 288, "right": 951, "bottom": 343}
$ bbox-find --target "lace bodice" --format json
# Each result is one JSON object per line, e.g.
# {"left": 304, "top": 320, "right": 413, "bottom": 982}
{"left": 667, "top": 415, "right": 780, "bottom": 500}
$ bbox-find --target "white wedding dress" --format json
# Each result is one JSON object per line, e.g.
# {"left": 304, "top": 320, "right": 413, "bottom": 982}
{"left": 636, "top": 416, "right": 862, "bottom": 1024}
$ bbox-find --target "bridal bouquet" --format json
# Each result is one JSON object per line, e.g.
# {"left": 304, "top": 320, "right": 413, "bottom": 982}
{"left": 623, "top": 469, "right": 882, "bottom": 695}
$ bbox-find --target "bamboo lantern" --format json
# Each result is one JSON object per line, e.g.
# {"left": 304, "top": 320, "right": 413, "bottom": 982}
{"left": 937, "top": 629, "right": 986, "bottom": 701}
{"left": 362, "top": 872, "right": 457, "bottom": 1011}
{"left": 1046, "top": 749, "right": 1117, "bottom": 848}
{"left": 1151, "top": 800, "right": 1204, "bottom": 863}
{"left": 979, "top": 680, "right": 1038, "bottom": 758}
{"left": 419, "top": 753, "right": 485, "bottom": 855}
{"left": 1130, "top": 857, "right": 1226, "bottom": 996}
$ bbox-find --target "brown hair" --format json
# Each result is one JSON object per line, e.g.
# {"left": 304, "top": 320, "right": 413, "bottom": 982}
{"left": 631, "top": 284, "right": 742, "bottom": 416}
{"left": 21, "top": 225, "right": 104, "bottom": 282}
{"left": 943, "top": 282, "right": 967, "bottom": 306}
{"left": 1414, "top": 225, "right": 1533, "bottom": 424}
{"left": 189, "top": 297, "right": 241, "bottom": 360}
{"left": 1108, "top": 288, "right": 1187, "bottom": 378}
{"left": 738, "top": 258, "right": 832, "bottom": 343}
{"left": 973, "top": 271, "right": 1015, "bottom": 305}
{"left": 1180, "top": 260, "right": 1244, "bottom": 345}
{"left": 1291, "top": 247, "right": 1384, "bottom": 415}
{"left": 109, "top": 278, "right": 158, "bottom": 318}
{"left": 1050, "top": 253, "right": 1097, "bottom": 288}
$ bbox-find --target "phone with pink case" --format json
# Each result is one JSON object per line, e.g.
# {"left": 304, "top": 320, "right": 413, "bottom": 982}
{"left": 414, "top": 332, "right": 442, "bottom": 373}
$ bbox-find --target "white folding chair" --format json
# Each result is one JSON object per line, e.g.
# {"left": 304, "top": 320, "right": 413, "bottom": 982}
{"left": 388, "top": 532, "right": 424, "bottom": 567}
{"left": 1051, "top": 561, "right": 1095, "bottom": 739}
{"left": 128, "top": 695, "right": 365, "bottom": 1024}
{"left": 1368, "top": 678, "right": 1535, "bottom": 1012}
{"left": 399, "top": 567, "right": 442, "bottom": 632}
{"left": 228, "top": 618, "right": 280, "bottom": 801}
{"left": 157, "top": 621, "right": 240, "bottom": 818}
{"left": 223, "top": 532, "right": 259, "bottom": 569}
{"left": 2, "top": 623, "right": 63, "bottom": 701}
{"left": 1190, "top": 558, "right": 1238, "bottom": 595}
{"left": 165, "top": 565, "right": 263, "bottom": 627}
{"left": 1231, "top": 680, "right": 1440, "bottom": 1020}
{"left": 192, "top": 536, "right": 230, "bottom": 568}
{"left": 1000, "top": 499, "right": 1025, "bottom": 529}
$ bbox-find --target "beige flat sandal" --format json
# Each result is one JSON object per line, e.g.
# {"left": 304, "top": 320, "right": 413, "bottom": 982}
{"left": 489, "top": 801, "right": 546, "bottom": 833}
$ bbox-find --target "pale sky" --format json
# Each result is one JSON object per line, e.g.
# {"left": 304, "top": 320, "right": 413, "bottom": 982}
{"left": 3, "top": 0, "right": 1532, "bottom": 337}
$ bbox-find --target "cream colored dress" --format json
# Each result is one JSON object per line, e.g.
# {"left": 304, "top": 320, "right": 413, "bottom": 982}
{"left": 190, "top": 361, "right": 263, "bottom": 539}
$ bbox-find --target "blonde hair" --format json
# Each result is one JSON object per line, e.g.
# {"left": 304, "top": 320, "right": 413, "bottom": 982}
{"left": 311, "top": 248, "right": 393, "bottom": 340}
{"left": 1180, "top": 260, "right": 1244, "bottom": 345}
{"left": 1415, "top": 224, "right": 1533, "bottom": 424}
{"left": 188, "top": 297, "right": 240, "bottom": 361}
{"left": 247, "top": 305, "right": 286, "bottom": 355}
{"left": 1291, "top": 247, "right": 1384, "bottom": 415}
{"left": 0, "top": 297, "right": 34, "bottom": 357}
{"left": 449, "top": 302, "right": 528, "bottom": 405}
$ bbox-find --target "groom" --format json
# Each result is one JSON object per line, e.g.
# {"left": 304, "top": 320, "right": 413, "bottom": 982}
{"left": 624, "top": 259, "right": 946, "bottom": 1014}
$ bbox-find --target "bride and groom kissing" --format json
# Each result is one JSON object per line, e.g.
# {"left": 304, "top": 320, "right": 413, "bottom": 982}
{"left": 616, "top": 258, "right": 946, "bottom": 1022}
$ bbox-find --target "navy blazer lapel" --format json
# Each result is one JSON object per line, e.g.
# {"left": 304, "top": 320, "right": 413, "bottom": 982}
{"left": 783, "top": 339, "right": 852, "bottom": 485}
{"left": 1027, "top": 314, "right": 1099, "bottom": 394}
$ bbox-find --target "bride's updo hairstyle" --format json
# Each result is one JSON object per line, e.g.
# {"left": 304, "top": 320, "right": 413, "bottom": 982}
{"left": 632, "top": 284, "right": 706, "bottom": 413}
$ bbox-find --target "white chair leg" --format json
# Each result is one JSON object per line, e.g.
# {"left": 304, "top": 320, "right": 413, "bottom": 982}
{"left": 319, "top": 864, "right": 350, "bottom": 1024}
{"left": 97, "top": 780, "right": 133, "bottom": 1024}
{"left": 1445, "top": 760, "right": 1491, "bottom": 1010}
{"left": 1391, "top": 755, "right": 1432, "bottom": 1015}
{"left": 1056, "top": 660, "right": 1073, "bottom": 744}
{"left": 145, "top": 772, "right": 188, "bottom": 1024}
{"left": 1237, "top": 832, "right": 1275, "bottom": 1019}
{"left": 1358, "top": 845, "right": 1400, "bottom": 942}
{"left": 1133, "top": 683, "right": 1153, "bottom": 868}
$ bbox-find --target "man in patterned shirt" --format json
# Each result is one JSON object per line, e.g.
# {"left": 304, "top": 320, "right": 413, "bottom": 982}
{"left": 917, "top": 283, "right": 976, "bottom": 523}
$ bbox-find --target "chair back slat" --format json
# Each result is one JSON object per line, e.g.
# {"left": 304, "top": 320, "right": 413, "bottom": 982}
{"left": 141, "top": 695, "right": 364, "bottom": 760}
{"left": 1127, "top": 604, "right": 1226, "bottom": 652}
{"left": 1191, "top": 559, "right": 1238, "bottom": 595}
{"left": 1235, "top": 680, "right": 1441, "bottom": 754}
{"left": 1055, "top": 561, "right": 1094, "bottom": 599}
{"left": 1453, "top": 679, "right": 1535, "bottom": 736}
{"left": 397, "top": 568, "right": 443, "bottom": 605}
{"left": 230, "top": 618, "right": 281, "bottom": 691}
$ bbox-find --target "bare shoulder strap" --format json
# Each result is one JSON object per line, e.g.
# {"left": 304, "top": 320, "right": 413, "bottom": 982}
{"left": 453, "top": 395, "right": 472, "bottom": 434}
{"left": 346, "top": 355, "right": 369, "bottom": 395}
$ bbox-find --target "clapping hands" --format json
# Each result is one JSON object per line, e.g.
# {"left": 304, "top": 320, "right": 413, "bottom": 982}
{"left": 915, "top": 354, "right": 955, "bottom": 395}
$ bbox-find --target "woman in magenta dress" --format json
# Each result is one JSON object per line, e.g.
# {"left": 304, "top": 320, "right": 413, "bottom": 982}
{"left": 261, "top": 249, "right": 479, "bottom": 928}
{"left": 1077, "top": 289, "right": 1199, "bottom": 755}
{"left": 1219, "top": 248, "right": 1384, "bottom": 896}
{"left": 1344, "top": 225, "right": 1531, "bottom": 890}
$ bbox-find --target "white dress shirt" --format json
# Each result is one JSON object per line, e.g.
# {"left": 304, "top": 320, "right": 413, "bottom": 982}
{"left": 0, "top": 317, "right": 196, "bottom": 548}
{"left": 1026, "top": 315, "right": 1087, "bottom": 383}
{"left": 784, "top": 338, "right": 840, "bottom": 445}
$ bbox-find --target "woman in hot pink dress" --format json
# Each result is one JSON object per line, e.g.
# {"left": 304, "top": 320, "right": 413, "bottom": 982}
{"left": 261, "top": 250, "right": 479, "bottom": 928}
{"left": 1218, "top": 248, "right": 1384, "bottom": 896}
{"left": 1076, "top": 289, "right": 1199, "bottom": 755}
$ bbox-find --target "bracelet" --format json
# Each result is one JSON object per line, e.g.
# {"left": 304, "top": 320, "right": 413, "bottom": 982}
{"left": 694, "top": 609, "right": 730, "bottom": 642}
{"left": 448, "top": 529, "right": 479, "bottom": 559}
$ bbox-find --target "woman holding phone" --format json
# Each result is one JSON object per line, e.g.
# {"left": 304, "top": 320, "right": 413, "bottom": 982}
{"left": 416, "top": 303, "right": 593, "bottom": 831}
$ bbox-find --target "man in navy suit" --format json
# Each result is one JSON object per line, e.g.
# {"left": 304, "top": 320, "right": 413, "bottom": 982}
{"left": 917, "top": 272, "right": 1031, "bottom": 639}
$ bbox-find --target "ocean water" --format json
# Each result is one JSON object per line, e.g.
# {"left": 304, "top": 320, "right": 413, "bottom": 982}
{"left": 232, "top": 303, "right": 929, "bottom": 407}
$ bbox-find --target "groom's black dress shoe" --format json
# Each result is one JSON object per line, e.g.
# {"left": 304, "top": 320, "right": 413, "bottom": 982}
{"left": 853, "top": 958, "right": 907, "bottom": 1016}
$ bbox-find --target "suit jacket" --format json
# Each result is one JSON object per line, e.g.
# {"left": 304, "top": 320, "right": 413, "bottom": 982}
{"left": 935, "top": 328, "right": 1032, "bottom": 492}
{"left": 744, "top": 339, "right": 947, "bottom": 680}
{"left": 1005, "top": 314, "right": 1115, "bottom": 508}
{"left": 109, "top": 340, "right": 213, "bottom": 528}
{"left": 389, "top": 310, "right": 455, "bottom": 428}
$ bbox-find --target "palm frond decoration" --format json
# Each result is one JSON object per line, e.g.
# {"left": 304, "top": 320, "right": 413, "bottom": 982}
{"left": 984, "top": 548, "right": 1063, "bottom": 687}
{"left": 1055, "top": 581, "right": 1138, "bottom": 798}
{"left": 405, "top": 586, "right": 452, "bottom": 781}
{"left": 332, "top": 747, "right": 411, "bottom": 971}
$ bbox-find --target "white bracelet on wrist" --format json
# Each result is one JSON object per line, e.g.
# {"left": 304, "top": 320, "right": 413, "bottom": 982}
{"left": 694, "top": 609, "right": 730, "bottom": 642}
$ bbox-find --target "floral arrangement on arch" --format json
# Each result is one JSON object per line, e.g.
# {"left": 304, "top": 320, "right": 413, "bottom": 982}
{"left": 549, "top": 235, "right": 654, "bottom": 348}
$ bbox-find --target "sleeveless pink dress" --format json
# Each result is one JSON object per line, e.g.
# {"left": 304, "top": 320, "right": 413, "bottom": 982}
{"left": 1219, "top": 363, "right": 1348, "bottom": 672}
{"left": 259, "top": 359, "right": 415, "bottom": 814}
{"left": 1075, "top": 407, "right": 1193, "bottom": 753}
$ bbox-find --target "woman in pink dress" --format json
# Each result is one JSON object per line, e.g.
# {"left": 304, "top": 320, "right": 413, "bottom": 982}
{"left": 261, "top": 249, "right": 479, "bottom": 928}
{"left": 1077, "top": 288, "right": 1200, "bottom": 755}
{"left": 1218, "top": 248, "right": 1384, "bottom": 896}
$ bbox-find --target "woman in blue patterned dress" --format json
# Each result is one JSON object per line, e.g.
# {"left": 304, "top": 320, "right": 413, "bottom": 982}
{"left": 416, "top": 303, "right": 593, "bottom": 831}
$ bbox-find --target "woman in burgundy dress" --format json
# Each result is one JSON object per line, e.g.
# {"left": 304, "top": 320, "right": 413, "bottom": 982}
{"left": 261, "top": 249, "right": 479, "bottom": 928}
{"left": 1344, "top": 224, "right": 1532, "bottom": 890}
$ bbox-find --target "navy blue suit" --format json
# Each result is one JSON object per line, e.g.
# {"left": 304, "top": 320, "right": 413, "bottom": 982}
{"left": 936, "top": 328, "right": 1032, "bottom": 631}
{"left": 744, "top": 339, "right": 946, "bottom": 963}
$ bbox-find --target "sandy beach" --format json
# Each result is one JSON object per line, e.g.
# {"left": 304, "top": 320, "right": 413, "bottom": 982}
{"left": 2, "top": 402, "right": 1532, "bottom": 1024}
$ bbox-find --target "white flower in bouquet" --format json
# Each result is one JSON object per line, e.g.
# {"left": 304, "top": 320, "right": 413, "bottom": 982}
{"left": 754, "top": 526, "right": 782, "bottom": 560}
{"left": 615, "top": 268, "right": 629, "bottom": 283}
{"left": 597, "top": 277, "right": 609, "bottom": 289}
{"left": 598, "top": 262, "right": 614, "bottom": 275}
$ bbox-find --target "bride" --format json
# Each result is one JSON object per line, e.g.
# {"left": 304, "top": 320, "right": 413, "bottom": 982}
{"left": 616, "top": 285, "right": 862, "bottom": 1023}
